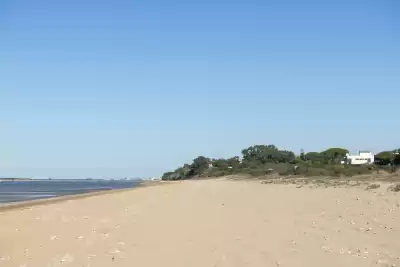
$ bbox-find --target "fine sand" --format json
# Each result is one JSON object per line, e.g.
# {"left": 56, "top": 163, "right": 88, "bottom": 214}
{"left": 0, "top": 179, "right": 399, "bottom": 267}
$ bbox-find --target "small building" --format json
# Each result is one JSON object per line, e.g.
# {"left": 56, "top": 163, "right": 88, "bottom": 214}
{"left": 342, "top": 151, "right": 374, "bottom": 165}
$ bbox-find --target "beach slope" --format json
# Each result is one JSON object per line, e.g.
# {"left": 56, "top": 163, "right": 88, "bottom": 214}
{"left": 0, "top": 179, "right": 399, "bottom": 267}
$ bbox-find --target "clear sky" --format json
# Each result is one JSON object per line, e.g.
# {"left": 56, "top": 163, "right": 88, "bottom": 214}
{"left": 1, "top": 0, "right": 398, "bottom": 179}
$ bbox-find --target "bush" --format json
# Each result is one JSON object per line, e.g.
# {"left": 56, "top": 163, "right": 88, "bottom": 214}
{"left": 209, "top": 170, "right": 228, "bottom": 177}
{"left": 331, "top": 165, "right": 345, "bottom": 177}
{"left": 388, "top": 183, "right": 400, "bottom": 192}
{"left": 263, "top": 163, "right": 293, "bottom": 174}
{"left": 305, "top": 168, "right": 331, "bottom": 177}
{"left": 366, "top": 184, "right": 380, "bottom": 190}
{"left": 342, "top": 166, "right": 372, "bottom": 176}
{"left": 248, "top": 168, "right": 267, "bottom": 177}
{"left": 205, "top": 168, "right": 232, "bottom": 177}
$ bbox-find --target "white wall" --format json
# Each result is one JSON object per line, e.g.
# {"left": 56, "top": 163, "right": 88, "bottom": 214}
{"left": 346, "top": 153, "right": 374, "bottom": 165}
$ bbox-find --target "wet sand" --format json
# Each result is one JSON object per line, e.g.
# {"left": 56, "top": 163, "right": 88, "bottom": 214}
{"left": 0, "top": 179, "right": 399, "bottom": 267}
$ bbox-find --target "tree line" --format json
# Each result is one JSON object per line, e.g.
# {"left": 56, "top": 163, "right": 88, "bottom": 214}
{"left": 162, "top": 145, "right": 400, "bottom": 181}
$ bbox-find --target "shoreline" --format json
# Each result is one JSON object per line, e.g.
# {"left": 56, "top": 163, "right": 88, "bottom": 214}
{"left": 0, "top": 180, "right": 161, "bottom": 212}
{"left": 1, "top": 175, "right": 394, "bottom": 213}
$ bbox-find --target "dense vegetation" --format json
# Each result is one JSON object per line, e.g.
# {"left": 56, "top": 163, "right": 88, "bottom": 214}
{"left": 162, "top": 145, "right": 400, "bottom": 181}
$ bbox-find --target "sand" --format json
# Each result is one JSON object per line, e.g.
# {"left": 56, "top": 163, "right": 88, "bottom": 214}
{"left": 0, "top": 179, "right": 399, "bottom": 267}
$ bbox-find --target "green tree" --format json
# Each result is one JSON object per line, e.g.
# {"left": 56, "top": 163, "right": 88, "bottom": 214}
{"left": 211, "top": 158, "right": 230, "bottom": 170}
{"left": 304, "top": 152, "right": 323, "bottom": 163}
{"left": 321, "top": 148, "right": 349, "bottom": 164}
{"left": 394, "top": 154, "right": 400, "bottom": 165}
{"left": 376, "top": 151, "right": 395, "bottom": 161}
{"left": 299, "top": 149, "right": 306, "bottom": 161}
{"left": 190, "top": 156, "right": 211, "bottom": 176}
{"left": 227, "top": 157, "right": 241, "bottom": 169}
{"left": 161, "top": 171, "right": 175, "bottom": 180}
{"left": 241, "top": 145, "right": 294, "bottom": 164}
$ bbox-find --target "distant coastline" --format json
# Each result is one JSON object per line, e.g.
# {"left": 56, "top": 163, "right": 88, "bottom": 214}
{"left": 0, "top": 178, "right": 32, "bottom": 181}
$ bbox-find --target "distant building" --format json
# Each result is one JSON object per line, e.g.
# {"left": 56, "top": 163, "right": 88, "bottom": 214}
{"left": 342, "top": 151, "right": 374, "bottom": 165}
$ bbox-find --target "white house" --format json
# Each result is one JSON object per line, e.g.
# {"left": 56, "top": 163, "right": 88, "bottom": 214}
{"left": 342, "top": 151, "right": 374, "bottom": 165}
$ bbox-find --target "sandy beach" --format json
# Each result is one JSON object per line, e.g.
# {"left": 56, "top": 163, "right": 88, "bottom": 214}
{"left": 1, "top": 179, "right": 399, "bottom": 267}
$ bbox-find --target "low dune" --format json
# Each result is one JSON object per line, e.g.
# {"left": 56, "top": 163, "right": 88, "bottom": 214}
{"left": 0, "top": 178, "right": 399, "bottom": 267}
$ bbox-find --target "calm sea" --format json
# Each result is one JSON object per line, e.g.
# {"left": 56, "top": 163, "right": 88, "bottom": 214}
{"left": 0, "top": 180, "right": 141, "bottom": 204}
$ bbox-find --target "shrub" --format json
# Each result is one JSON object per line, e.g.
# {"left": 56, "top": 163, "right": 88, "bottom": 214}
{"left": 331, "top": 165, "right": 345, "bottom": 177}
{"left": 366, "top": 184, "right": 380, "bottom": 190}
{"left": 343, "top": 166, "right": 372, "bottom": 176}
{"left": 388, "top": 183, "right": 400, "bottom": 192}
{"left": 248, "top": 168, "right": 267, "bottom": 177}
{"left": 305, "top": 168, "right": 331, "bottom": 177}
{"left": 205, "top": 168, "right": 232, "bottom": 177}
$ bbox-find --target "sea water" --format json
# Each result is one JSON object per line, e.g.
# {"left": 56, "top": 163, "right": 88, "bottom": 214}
{"left": 0, "top": 179, "right": 141, "bottom": 204}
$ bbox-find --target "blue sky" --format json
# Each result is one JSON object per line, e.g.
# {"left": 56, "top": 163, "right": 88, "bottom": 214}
{"left": 1, "top": 0, "right": 398, "bottom": 178}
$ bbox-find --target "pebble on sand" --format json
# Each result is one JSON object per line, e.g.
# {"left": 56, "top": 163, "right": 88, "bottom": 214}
{"left": 59, "top": 253, "right": 74, "bottom": 264}
{"left": 50, "top": 236, "right": 59, "bottom": 241}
